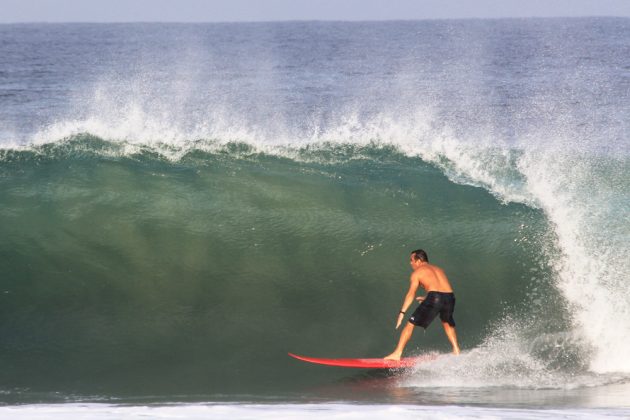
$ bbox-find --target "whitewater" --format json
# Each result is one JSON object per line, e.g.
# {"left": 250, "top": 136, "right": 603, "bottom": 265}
{"left": 0, "top": 18, "right": 629, "bottom": 418}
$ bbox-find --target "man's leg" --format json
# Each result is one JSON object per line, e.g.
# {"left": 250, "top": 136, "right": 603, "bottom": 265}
{"left": 441, "top": 322, "right": 460, "bottom": 355}
{"left": 384, "top": 322, "right": 415, "bottom": 360}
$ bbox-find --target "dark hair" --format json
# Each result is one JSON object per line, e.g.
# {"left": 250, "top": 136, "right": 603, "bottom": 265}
{"left": 411, "top": 249, "right": 429, "bottom": 262}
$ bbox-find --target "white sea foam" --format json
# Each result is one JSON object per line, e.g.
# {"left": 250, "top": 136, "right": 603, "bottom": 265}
{"left": 1, "top": 403, "right": 629, "bottom": 420}
{"left": 518, "top": 146, "right": 630, "bottom": 373}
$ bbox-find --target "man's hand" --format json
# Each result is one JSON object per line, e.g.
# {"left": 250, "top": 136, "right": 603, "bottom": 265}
{"left": 395, "top": 312, "right": 404, "bottom": 329}
{"left": 416, "top": 295, "right": 425, "bottom": 302}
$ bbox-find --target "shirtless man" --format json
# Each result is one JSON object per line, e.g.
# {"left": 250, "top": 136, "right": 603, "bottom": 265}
{"left": 384, "top": 249, "right": 460, "bottom": 360}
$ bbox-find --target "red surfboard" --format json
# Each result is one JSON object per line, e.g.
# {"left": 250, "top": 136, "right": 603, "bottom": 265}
{"left": 288, "top": 352, "right": 437, "bottom": 369}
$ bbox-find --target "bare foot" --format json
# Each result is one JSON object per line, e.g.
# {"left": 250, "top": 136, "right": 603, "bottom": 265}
{"left": 384, "top": 351, "right": 402, "bottom": 361}
{"left": 453, "top": 347, "right": 460, "bottom": 355}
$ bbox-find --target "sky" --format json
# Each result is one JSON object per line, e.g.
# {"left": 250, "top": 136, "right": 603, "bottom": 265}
{"left": 1, "top": 0, "right": 630, "bottom": 23}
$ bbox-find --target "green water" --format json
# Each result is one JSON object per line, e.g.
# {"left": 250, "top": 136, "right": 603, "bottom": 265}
{"left": 0, "top": 138, "right": 558, "bottom": 397}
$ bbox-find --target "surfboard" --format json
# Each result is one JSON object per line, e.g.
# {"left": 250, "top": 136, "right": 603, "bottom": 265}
{"left": 288, "top": 352, "right": 437, "bottom": 369}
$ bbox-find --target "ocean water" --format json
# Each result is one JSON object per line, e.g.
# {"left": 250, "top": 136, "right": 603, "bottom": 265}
{"left": 0, "top": 18, "right": 629, "bottom": 418}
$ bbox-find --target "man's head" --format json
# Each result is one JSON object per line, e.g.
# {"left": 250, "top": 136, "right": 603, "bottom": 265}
{"left": 410, "top": 249, "right": 429, "bottom": 268}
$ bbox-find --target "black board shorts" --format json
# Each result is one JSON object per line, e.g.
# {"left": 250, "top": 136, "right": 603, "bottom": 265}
{"left": 408, "top": 291, "right": 456, "bottom": 328}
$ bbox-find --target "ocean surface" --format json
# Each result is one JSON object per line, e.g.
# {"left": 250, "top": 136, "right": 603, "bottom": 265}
{"left": 0, "top": 18, "right": 629, "bottom": 418}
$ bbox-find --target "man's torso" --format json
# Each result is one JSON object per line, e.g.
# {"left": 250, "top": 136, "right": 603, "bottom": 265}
{"left": 415, "top": 263, "right": 453, "bottom": 293}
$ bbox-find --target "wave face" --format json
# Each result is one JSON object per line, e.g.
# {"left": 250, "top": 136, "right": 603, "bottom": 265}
{"left": 0, "top": 138, "right": 556, "bottom": 396}
{"left": 0, "top": 19, "right": 629, "bottom": 401}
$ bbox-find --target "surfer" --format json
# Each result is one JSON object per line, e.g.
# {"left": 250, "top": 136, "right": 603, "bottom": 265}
{"left": 384, "top": 249, "right": 460, "bottom": 360}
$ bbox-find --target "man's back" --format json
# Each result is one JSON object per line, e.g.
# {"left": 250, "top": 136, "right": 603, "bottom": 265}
{"left": 415, "top": 263, "right": 453, "bottom": 293}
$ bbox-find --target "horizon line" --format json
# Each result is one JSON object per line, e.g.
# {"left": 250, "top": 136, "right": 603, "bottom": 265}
{"left": 1, "top": 15, "right": 628, "bottom": 25}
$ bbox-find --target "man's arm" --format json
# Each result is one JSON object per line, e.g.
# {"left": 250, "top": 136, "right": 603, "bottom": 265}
{"left": 394, "top": 274, "right": 420, "bottom": 329}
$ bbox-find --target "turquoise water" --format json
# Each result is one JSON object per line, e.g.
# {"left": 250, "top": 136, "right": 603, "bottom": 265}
{"left": 0, "top": 137, "right": 558, "bottom": 396}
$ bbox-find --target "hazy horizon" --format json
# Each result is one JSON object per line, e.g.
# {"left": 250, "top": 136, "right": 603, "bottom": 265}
{"left": 2, "top": 0, "right": 630, "bottom": 24}
{"left": 3, "top": 16, "right": 630, "bottom": 25}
